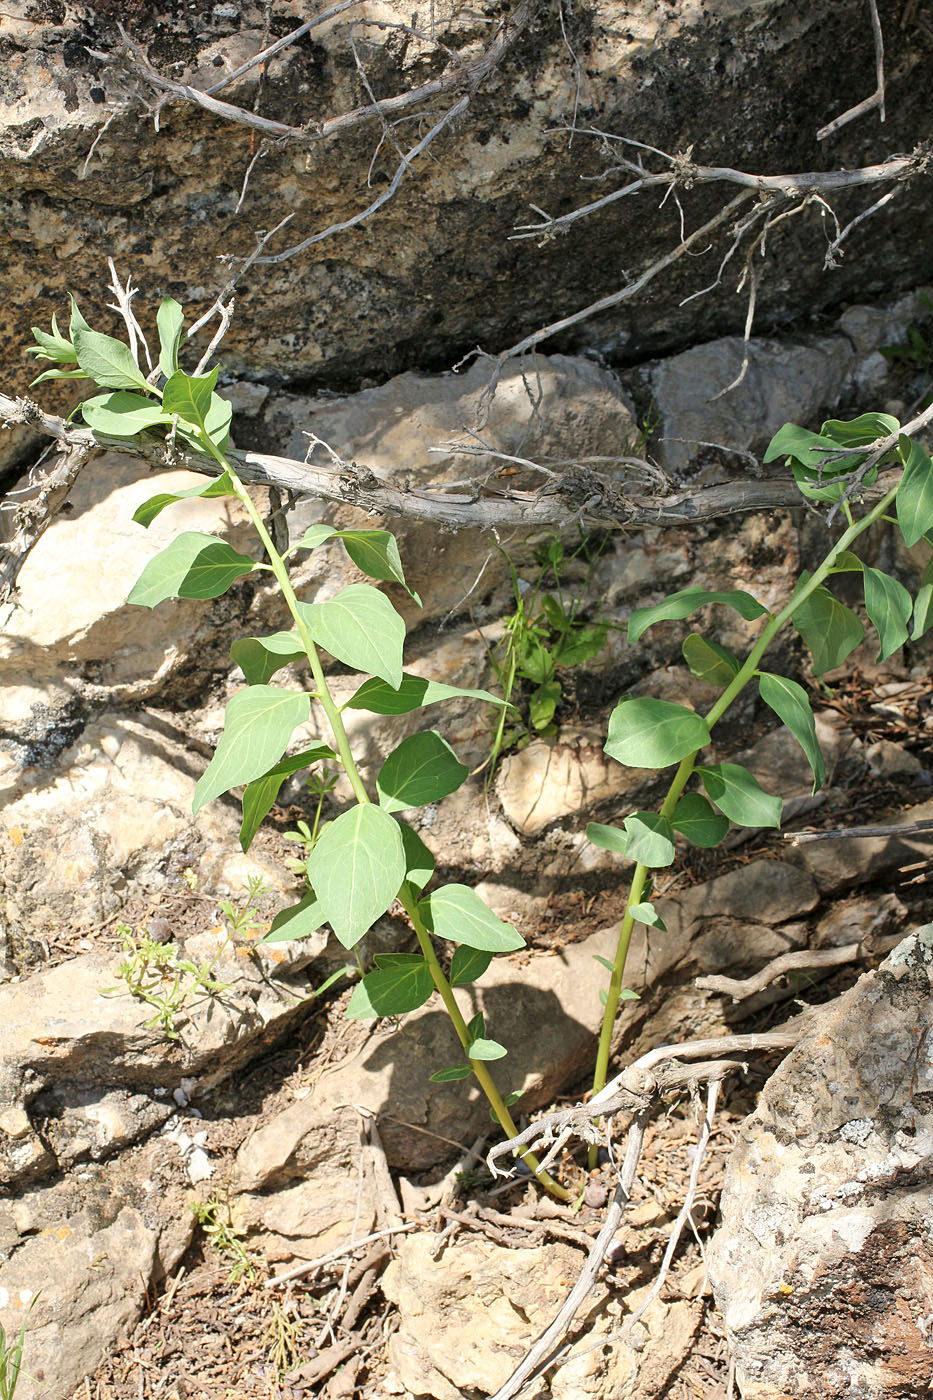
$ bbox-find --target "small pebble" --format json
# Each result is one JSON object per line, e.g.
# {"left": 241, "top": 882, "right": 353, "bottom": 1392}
{"left": 584, "top": 1181, "right": 608, "bottom": 1208}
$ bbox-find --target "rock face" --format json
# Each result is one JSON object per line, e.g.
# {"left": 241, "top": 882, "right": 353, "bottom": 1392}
{"left": 708, "top": 927, "right": 933, "bottom": 1400}
{"left": 2, "top": 0, "right": 931, "bottom": 477}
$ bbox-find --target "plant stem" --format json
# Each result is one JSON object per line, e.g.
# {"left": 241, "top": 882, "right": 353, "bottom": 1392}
{"left": 402, "top": 887, "right": 571, "bottom": 1201}
{"left": 199, "top": 434, "right": 571, "bottom": 1201}
{"left": 590, "top": 482, "right": 901, "bottom": 1110}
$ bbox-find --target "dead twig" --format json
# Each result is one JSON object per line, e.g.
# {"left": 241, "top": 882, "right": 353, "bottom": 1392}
{"left": 695, "top": 933, "right": 905, "bottom": 1001}
{"left": 787, "top": 818, "right": 933, "bottom": 843}
{"left": 816, "top": 0, "right": 886, "bottom": 140}
{"left": 0, "top": 441, "right": 95, "bottom": 608}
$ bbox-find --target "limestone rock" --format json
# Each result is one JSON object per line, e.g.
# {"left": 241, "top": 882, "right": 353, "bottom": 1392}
{"left": 497, "top": 728, "right": 647, "bottom": 836}
{"left": 708, "top": 926, "right": 933, "bottom": 1399}
{"left": 383, "top": 1232, "right": 586, "bottom": 1400}
{"left": 550, "top": 1292, "right": 703, "bottom": 1400}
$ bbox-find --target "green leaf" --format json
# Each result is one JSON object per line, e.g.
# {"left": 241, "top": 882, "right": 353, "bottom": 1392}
{"left": 764, "top": 422, "right": 843, "bottom": 468}
{"left": 260, "top": 892, "right": 325, "bottom": 943}
{"left": 466, "top": 1011, "right": 485, "bottom": 1041}
{"left": 72, "top": 326, "right": 150, "bottom": 392}
{"left": 627, "top": 901, "right": 666, "bottom": 930}
{"left": 29, "top": 366, "right": 90, "bottom": 386}
{"left": 450, "top": 945, "right": 493, "bottom": 986}
{"left": 682, "top": 633, "right": 741, "bottom": 686}
{"left": 298, "top": 586, "right": 405, "bottom": 689}
{"left": 80, "top": 391, "right": 172, "bottom": 437}
{"left": 346, "top": 673, "right": 510, "bottom": 715}
{"left": 619, "top": 989, "right": 641, "bottom": 1002}
{"left": 307, "top": 805, "right": 406, "bottom": 949}
{"left": 604, "top": 698, "right": 711, "bottom": 768}
{"left": 162, "top": 367, "right": 219, "bottom": 432}
{"left": 231, "top": 631, "right": 306, "bottom": 685}
{"left": 593, "top": 954, "right": 614, "bottom": 972}
{"left": 157, "top": 297, "right": 185, "bottom": 379}
{"left": 338, "top": 529, "right": 419, "bottom": 602}
{"left": 821, "top": 411, "right": 900, "bottom": 445}
{"left": 421, "top": 884, "right": 525, "bottom": 953}
{"left": 698, "top": 763, "right": 782, "bottom": 829}
{"left": 239, "top": 745, "right": 335, "bottom": 852}
{"left": 132, "top": 472, "right": 238, "bottom": 527}
{"left": 671, "top": 793, "right": 730, "bottom": 848}
{"left": 862, "top": 566, "right": 913, "bottom": 661}
{"left": 828, "top": 551, "right": 864, "bottom": 574}
{"left": 127, "top": 532, "right": 255, "bottom": 606}
{"left": 193, "top": 686, "right": 311, "bottom": 814}
{"left": 297, "top": 525, "right": 339, "bottom": 551}
{"left": 376, "top": 732, "right": 468, "bottom": 813}
{"left": 912, "top": 557, "right": 933, "bottom": 641}
{"left": 398, "top": 821, "right": 435, "bottom": 893}
{"left": 553, "top": 624, "right": 608, "bottom": 668}
{"left": 468, "top": 1037, "right": 507, "bottom": 1061}
{"left": 896, "top": 438, "right": 933, "bottom": 548}
{"left": 622, "top": 812, "right": 675, "bottom": 868}
{"left": 346, "top": 959, "right": 434, "bottom": 1019}
{"left": 586, "top": 822, "right": 629, "bottom": 854}
{"left": 28, "top": 312, "right": 77, "bottom": 363}
{"left": 430, "top": 1064, "right": 472, "bottom": 1082}
{"left": 69, "top": 295, "right": 91, "bottom": 341}
{"left": 792, "top": 581, "right": 864, "bottom": 675}
{"left": 628, "top": 587, "right": 767, "bottom": 643}
{"left": 529, "top": 679, "right": 561, "bottom": 730}
{"left": 758, "top": 672, "right": 825, "bottom": 793}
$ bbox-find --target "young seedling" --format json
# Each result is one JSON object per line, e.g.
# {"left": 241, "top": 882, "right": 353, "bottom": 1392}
{"left": 587, "top": 410, "right": 933, "bottom": 1147}
{"left": 29, "top": 287, "right": 570, "bottom": 1201}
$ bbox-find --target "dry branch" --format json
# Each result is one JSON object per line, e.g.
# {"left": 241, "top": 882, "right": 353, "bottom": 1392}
{"left": 695, "top": 933, "right": 904, "bottom": 1001}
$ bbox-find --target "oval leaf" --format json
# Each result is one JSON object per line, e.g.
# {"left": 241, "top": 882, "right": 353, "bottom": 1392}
{"left": 157, "top": 297, "right": 185, "bottom": 379}
{"left": 698, "top": 762, "right": 782, "bottom": 829}
{"left": 299, "top": 586, "right": 405, "bottom": 689}
{"left": 430, "top": 1064, "right": 472, "bottom": 1082}
{"left": 377, "top": 732, "right": 468, "bottom": 813}
{"left": 450, "top": 945, "right": 493, "bottom": 987}
{"left": 81, "top": 391, "right": 173, "bottom": 438}
{"left": 757, "top": 672, "right": 825, "bottom": 793}
{"left": 671, "top": 792, "right": 730, "bottom": 848}
{"left": 239, "top": 744, "right": 335, "bottom": 852}
{"left": 862, "top": 566, "right": 913, "bottom": 662}
{"left": 261, "top": 892, "right": 324, "bottom": 944}
{"left": 912, "top": 556, "right": 933, "bottom": 641}
{"left": 298, "top": 525, "right": 339, "bottom": 551}
{"left": 307, "top": 805, "right": 406, "bottom": 949}
{"left": 792, "top": 582, "right": 864, "bottom": 676}
{"left": 133, "top": 472, "right": 237, "bottom": 528}
{"left": 72, "top": 326, "right": 150, "bottom": 391}
{"left": 896, "top": 438, "right": 933, "bottom": 548}
{"left": 398, "top": 820, "right": 435, "bottom": 893}
{"left": 682, "top": 633, "right": 741, "bottom": 686}
{"left": 337, "top": 529, "right": 418, "bottom": 601}
{"left": 346, "top": 960, "right": 434, "bottom": 1019}
{"left": 622, "top": 812, "right": 675, "bottom": 868}
{"left": 421, "top": 884, "right": 524, "bottom": 953}
{"left": 627, "top": 901, "right": 667, "bottom": 930}
{"left": 605, "top": 698, "right": 711, "bottom": 769}
{"left": 586, "top": 822, "right": 629, "bottom": 854}
{"left": 232, "top": 631, "right": 307, "bottom": 685}
{"left": 162, "top": 367, "right": 219, "bottom": 431}
{"left": 628, "top": 587, "right": 766, "bottom": 643}
{"left": 127, "top": 532, "right": 255, "bottom": 606}
{"left": 347, "top": 673, "right": 510, "bottom": 714}
{"left": 193, "top": 686, "right": 311, "bottom": 814}
{"left": 468, "top": 1037, "right": 507, "bottom": 1062}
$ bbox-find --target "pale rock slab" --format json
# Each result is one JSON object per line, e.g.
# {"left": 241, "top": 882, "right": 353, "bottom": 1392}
{"left": 383, "top": 1232, "right": 586, "bottom": 1400}
{"left": 708, "top": 926, "right": 933, "bottom": 1399}
{"left": 497, "top": 727, "right": 650, "bottom": 837}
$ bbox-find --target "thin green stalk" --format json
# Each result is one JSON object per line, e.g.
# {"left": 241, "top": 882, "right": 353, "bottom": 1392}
{"left": 200, "top": 433, "right": 570, "bottom": 1201}
{"left": 401, "top": 888, "right": 571, "bottom": 1201}
{"left": 590, "top": 482, "right": 901, "bottom": 1114}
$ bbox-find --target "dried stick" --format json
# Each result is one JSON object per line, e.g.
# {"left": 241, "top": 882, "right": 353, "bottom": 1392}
{"left": 816, "top": 0, "right": 886, "bottom": 141}
{"left": 487, "top": 1115, "right": 649, "bottom": 1400}
{"left": 264, "top": 1222, "right": 417, "bottom": 1287}
{"left": 695, "top": 933, "right": 905, "bottom": 1001}
{"left": 788, "top": 818, "right": 933, "bottom": 843}
{"left": 204, "top": 0, "right": 362, "bottom": 96}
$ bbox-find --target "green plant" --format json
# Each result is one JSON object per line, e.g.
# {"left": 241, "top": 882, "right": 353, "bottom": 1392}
{"left": 30, "top": 289, "right": 569, "bottom": 1201}
{"left": 191, "top": 1194, "right": 257, "bottom": 1283}
{"left": 482, "top": 530, "right": 609, "bottom": 778}
{"left": 106, "top": 924, "right": 233, "bottom": 1040}
{"left": 0, "top": 1295, "right": 38, "bottom": 1400}
{"left": 587, "top": 409, "right": 933, "bottom": 1152}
